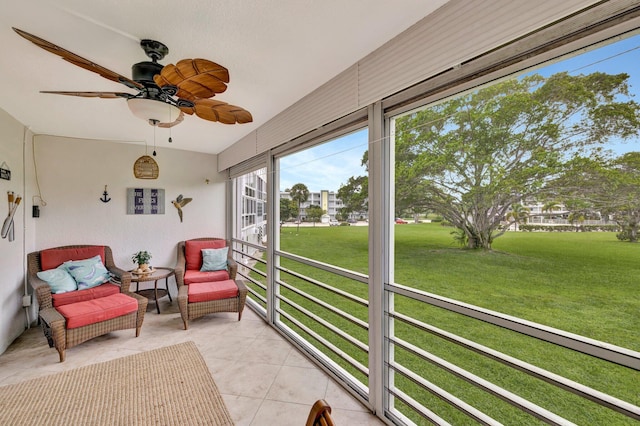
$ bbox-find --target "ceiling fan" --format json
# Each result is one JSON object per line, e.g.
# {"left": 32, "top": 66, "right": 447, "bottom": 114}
{"left": 13, "top": 27, "right": 252, "bottom": 128}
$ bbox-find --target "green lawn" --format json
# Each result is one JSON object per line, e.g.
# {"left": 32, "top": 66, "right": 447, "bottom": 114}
{"left": 247, "top": 223, "right": 639, "bottom": 425}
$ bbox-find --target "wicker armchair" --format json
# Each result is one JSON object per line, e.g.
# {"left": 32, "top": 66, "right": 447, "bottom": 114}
{"left": 175, "top": 238, "right": 247, "bottom": 329}
{"left": 27, "top": 245, "right": 147, "bottom": 362}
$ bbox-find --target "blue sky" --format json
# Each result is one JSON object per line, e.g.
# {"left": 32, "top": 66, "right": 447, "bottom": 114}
{"left": 278, "top": 129, "right": 368, "bottom": 192}
{"left": 279, "top": 33, "right": 640, "bottom": 192}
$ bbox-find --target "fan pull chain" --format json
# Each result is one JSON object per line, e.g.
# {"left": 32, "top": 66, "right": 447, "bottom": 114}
{"left": 168, "top": 105, "right": 173, "bottom": 143}
{"left": 152, "top": 120, "right": 158, "bottom": 157}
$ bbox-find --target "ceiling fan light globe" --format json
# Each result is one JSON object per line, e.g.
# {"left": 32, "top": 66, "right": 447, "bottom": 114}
{"left": 127, "top": 98, "right": 181, "bottom": 124}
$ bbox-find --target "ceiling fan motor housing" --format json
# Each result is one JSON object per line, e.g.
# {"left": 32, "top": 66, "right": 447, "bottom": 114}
{"left": 132, "top": 61, "right": 163, "bottom": 86}
{"left": 132, "top": 39, "right": 169, "bottom": 86}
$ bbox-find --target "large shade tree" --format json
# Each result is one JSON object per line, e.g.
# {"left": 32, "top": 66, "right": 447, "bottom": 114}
{"left": 337, "top": 175, "right": 368, "bottom": 220}
{"left": 551, "top": 152, "right": 640, "bottom": 241}
{"left": 394, "top": 71, "right": 640, "bottom": 249}
{"left": 604, "top": 152, "right": 640, "bottom": 242}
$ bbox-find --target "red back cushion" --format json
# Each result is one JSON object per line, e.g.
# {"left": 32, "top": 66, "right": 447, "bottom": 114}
{"left": 184, "top": 269, "right": 230, "bottom": 284}
{"left": 185, "top": 240, "right": 226, "bottom": 271}
{"left": 40, "top": 246, "right": 106, "bottom": 271}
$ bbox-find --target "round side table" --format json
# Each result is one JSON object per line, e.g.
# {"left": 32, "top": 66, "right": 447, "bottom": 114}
{"left": 130, "top": 267, "right": 175, "bottom": 314}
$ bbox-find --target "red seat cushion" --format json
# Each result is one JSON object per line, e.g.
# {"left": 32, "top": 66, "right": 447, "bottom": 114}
{"left": 56, "top": 293, "right": 138, "bottom": 329}
{"left": 188, "top": 280, "right": 238, "bottom": 303}
{"left": 184, "top": 269, "right": 229, "bottom": 284}
{"left": 40, "top": 246, "right": 106, "bottom": 270}
{"left": 52, "top": 283, "right": 120, "bottom": 307}
{"left": 185, "top": 240, "right": 226, "bottom": 271}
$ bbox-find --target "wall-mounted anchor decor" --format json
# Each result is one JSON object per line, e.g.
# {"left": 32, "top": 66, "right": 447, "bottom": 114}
{"left": 0, "top": 162, "right": 10, "bottom": 181}
{"left": 100, "top": 185, "right": 111, "bottom": 203}
{"left": 171, "top": 194, "right": 192, "bottom": 222}
{"left": 2, "top": 191, "right": 21, "bottom": 242}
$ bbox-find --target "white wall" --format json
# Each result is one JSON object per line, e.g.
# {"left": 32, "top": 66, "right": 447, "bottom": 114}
{"left": 0, "top": 108, "right": 32, "bottom": 354}
{"left": 0, "top": 124, "right": 227, "bottom": 355}
{"left": 30, "top": 135, "right": 226, "bottom": 269}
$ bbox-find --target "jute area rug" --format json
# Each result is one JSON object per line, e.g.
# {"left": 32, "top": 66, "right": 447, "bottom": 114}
{"left": 0, "top": 341, "right": 234, "bottom": 425}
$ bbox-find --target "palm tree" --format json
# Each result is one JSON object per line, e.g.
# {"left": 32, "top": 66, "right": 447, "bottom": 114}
{"left": 565, "top": 199, "right": 590, "bottom": 232}
{"left": 289, "top": 183, "right": 309, "bottom": 232}
{"left": 506, "top": 203, "right": 530, "bottom": 231}
{"left": 542, "top": 201, "right": 562, "bottom": 223}
{"left": 567, "top": 211, "right": 586, "bottom": 231}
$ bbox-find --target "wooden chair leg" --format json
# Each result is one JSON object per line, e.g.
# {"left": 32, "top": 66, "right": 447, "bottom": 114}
{"left": 183, "top": 320, "right": 189, "bottom": 330}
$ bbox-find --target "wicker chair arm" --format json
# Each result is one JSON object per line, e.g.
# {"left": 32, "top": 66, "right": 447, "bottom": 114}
{"left": 109, "top": 266, "right": 132, "bottom": 293}
{"left": 38, "top": 306, "right": 65, "bottom": 326}
{"left": 227, "top": 257, "right": 238, "bottom": 280}
{"left": 175, "top": 241, "right": 187, "bottom": 287}
{"left": 174, "top": 266, "right": 185, "bottom": 287}
{"left": 176, "top": 242, "right": 187, "bottom": 269}
{"left": 235, "top": 278, "right": 248, "bottom": 297}
{"left": 29, "top": 275, "right": 54, "bottom": 310}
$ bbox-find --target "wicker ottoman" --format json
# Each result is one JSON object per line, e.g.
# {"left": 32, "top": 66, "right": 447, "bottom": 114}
{"left": 177, "top": 279, "right": 247, "bottom": 330}
{"left": 40, "top": 292, "right": 147, "bottom": 362}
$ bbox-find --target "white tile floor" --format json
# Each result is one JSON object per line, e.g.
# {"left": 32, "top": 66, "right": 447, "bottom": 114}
{"left": 0, "top": 297, "right": 384, "bottom": 426}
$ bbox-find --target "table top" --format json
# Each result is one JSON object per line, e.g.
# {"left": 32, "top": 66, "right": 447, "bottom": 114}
{"left": 130, "top": 266, "right": 175, "bottom": 282}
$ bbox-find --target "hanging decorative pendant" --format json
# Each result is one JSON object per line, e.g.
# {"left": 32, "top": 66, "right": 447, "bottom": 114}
{"left": 134, "top": 122, "right": 159, "bottom": 178}
{"left": 133, "top": 155, "right": 159, "bottom": 179}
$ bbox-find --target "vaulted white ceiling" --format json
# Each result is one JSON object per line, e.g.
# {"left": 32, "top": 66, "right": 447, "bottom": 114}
{"left": 0, "top": 0, "right": 448, "bottom": 154}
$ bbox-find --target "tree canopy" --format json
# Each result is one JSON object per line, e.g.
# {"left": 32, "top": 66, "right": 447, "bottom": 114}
{"left": 393, "top": 71, "right": 640, "bottom": 249}
{"left": 306, "top": 205, "right": 325, "bottom": 226}
{"left": 337, "top": 175, "right": 368, "bottom": 218}
{"left": 550, "top": 152, "right": 640, "bottom": 241}
{"left": 280, "top": 198, "right": 298, "bottom": 222}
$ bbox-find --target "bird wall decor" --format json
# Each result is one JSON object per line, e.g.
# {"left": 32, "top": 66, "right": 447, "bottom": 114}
{"left": 171, "top": 194, "right": 192, "bottom": 222}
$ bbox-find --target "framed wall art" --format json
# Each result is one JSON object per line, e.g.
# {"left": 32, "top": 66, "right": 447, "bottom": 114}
{"left": 126, "top": 188, "right": 165, "bottom": 215}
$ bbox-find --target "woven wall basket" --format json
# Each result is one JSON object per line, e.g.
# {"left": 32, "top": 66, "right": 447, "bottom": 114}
{"left": 133, "top": 155, "right": 159, "bottom": 179}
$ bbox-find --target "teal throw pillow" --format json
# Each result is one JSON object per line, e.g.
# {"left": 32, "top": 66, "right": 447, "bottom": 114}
{"left": 37, "top": 266, "right": 78, "bottom": 294}
{"left": 64, "top": 255, "right": 111, "bottom": 290}
{"left": 200, "top": 247, "right": 229, "bottom": 272}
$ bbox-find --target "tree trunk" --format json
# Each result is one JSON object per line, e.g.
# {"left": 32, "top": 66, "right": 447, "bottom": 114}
{"left": 466, "top": 228, "right": 492, "bottom": 250}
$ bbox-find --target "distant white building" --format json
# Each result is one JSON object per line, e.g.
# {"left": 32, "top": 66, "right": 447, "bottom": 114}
{"left": 516, "top": 200, "right": 609, "bottom": 227}
{"left": 280, "top": 189, "right": 368, "bottom": 222}
{"left": 236, "top": 169, "right": 267, "bottom": 246}
{"left": 238, "top": 174, "right": 369, "bottom": 239}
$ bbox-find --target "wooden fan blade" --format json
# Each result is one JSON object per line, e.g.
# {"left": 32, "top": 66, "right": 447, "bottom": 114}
{"left": 41, "top": 91, "right": 133, "bottom": 99}
{"left": 154, "top": 59, "right": 229, "bottom": 100}
{"left": 193, "top": 99, "right": 253, "bottom": 124}
{"left": 13, "top": 28, "right": 143, "bottom": 90}
{"left": 157, "top": 110, "right": 185, "bottom": 128}
{"left": 178, "top": 105, "right": 195, "bottom": 115}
